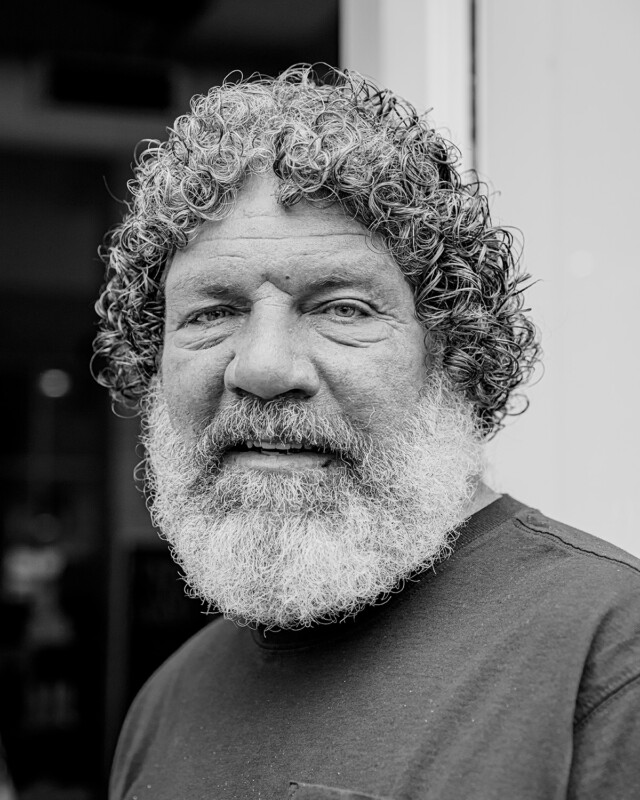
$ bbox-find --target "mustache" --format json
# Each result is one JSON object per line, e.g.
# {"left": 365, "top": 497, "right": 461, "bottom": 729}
{"left": 194, "top": 395, "right": 371, "bottom": 465}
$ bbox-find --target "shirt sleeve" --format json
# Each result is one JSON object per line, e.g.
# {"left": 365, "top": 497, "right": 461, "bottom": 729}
{"left": 568, "top": 672, "right": 640, "bottom": 798}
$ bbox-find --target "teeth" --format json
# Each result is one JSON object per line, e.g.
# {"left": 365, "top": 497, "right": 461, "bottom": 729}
{"left": 242, "top": 439, "right": 308, "bottom": 452}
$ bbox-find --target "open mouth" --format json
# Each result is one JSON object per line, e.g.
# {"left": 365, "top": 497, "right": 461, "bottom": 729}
{"left": 225, "top": 439, "right": 334, "bottom": 469}
{"left": 231, "top": 440, "right": 327, "bottom": 456}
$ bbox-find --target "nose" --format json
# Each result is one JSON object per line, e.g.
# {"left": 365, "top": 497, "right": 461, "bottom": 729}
{"left": 224, "top": 308, "right": 320, "bottom": 401}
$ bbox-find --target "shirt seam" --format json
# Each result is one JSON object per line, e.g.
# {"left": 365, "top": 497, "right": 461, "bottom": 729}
{"left": 513, "top": 519, "right": 640, "bottom": 580}
{"left": 574, "top": 670, "right": 640, "bottom": 730}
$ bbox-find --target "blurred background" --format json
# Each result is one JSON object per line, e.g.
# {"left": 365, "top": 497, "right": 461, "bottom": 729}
{"left": 0, "top": 1, "right": 638, "bottom": 797}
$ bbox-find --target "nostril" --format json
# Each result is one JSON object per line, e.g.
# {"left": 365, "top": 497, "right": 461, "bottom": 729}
{"left": 223, "top": 346, "right": 320, "bottom": 400}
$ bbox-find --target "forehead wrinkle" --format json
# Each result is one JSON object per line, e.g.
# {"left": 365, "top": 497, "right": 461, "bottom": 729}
{"left": 169, "top": 239, "right": 402, "bottom": 293}
{"left": 195, "top": 230, "right": 369, "bottom": 242}
{"left": 165, "top": 271, "right": 235, "bottom": 297}
{"left": 166, "top": 261, "right": 392, "bottom": 300}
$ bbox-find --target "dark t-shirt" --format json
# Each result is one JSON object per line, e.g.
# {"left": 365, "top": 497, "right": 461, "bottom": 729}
{"left": 110, "top": 496, "right": 640, "bottom": 799}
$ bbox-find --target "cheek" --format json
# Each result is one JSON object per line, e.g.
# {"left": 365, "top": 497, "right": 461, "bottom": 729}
{"left": 386, "top": 323, "right": 433, "bottom": 391}
{"left": 161, "top": 347, "right": 227, "bottom": 437}
{"left": 322, "top": 335, "right": 430, "bottom": 426}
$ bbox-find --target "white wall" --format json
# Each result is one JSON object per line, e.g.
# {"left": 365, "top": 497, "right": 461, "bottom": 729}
{"left": 340, "top": 0, "right": 473, "bottom": 163}
{"left": 340, "top": 0, "right": 640, "bottom": 555}
{"left": 477, "top": 0, "right": 640, "bottom": 554}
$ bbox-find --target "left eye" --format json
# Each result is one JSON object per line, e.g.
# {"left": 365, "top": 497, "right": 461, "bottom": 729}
{"left": 323, "top": 302, "right": 368, "bottom": 319}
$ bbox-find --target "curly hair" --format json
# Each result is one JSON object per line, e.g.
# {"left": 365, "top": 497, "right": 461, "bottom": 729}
{"left": 94, "top": 64, "right": 539, "bottom": 436}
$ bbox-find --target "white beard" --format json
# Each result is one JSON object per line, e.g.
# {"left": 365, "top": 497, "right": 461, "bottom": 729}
{"left": 141, "top": 374, "right": 484, "bottom": 630}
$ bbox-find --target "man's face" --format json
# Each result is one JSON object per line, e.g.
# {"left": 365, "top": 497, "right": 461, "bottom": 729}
{"left": 148, "top": 173, "right": 482, "bottom": 630}
{"left": 162, "top": 173, "right": 430, "bottom": 452}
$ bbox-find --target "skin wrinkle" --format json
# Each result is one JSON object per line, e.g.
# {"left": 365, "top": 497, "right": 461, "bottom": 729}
{"left": 168, "top": 253, "right": 416, "bottom": 368}
{"left": 168, "top": 277, "right": 414, "bottom": 348}
{"left": 178, "top": 239, "right": 388, "bottom": 267}
{"left": 167, "top": 266, "right": 399, "bottom": 303}
{"left": 167, "top": 216, "right": 408, "bottom": 317}
{"left": 199, "top": 232, "right": 369, "bottom": 239}
{"left": 167, "top": 287, "right": 407, "bottom": 339}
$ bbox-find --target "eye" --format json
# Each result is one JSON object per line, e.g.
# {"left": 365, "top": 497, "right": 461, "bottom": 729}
{"left": 186, "top": 307, "right": 234, "bottom": 326}
{"left": 321, "top": 301, "right": 370, "bottom": 320}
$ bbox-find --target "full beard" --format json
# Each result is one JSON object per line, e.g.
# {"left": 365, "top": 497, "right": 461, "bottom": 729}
{"left": 141, "top": 374, "right": 484, "bottom": 631}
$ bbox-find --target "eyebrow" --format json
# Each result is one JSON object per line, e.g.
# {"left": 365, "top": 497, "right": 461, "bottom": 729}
{"left": 166, "top": 273, "right": 235, "bottom": 298}
{"left": 167, "top": 263, "right": 384, "bottom": 298}
{"left": 301, "top": 270, "right": 379, "bottom": 292}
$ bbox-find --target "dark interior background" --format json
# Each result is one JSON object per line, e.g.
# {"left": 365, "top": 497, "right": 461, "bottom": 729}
{"left": 0, "top": 3, "right": 339, "bottom": 798}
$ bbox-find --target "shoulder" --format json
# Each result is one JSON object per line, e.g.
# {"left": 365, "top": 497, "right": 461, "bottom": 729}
{"left": 486, "top": 498, "right": 640, "bottom": 625}
{"left": 452, "top": 495, "right": 640, "bottom": 699}
{"left": 466, "top": 496, "right": 640, "bottom": 597}
{"left": 453, "top": 495, "right": 640, "bottom": 608}
{"left": 130, "top": 613, "right": 238, "bottom": 705}
{"left": 109, "top": 615, "right": 239, "bottom": 796}
{"left": 512, "top": 502, "right": 640, "bottom": 576}
{"left": 503, "top": 500, "right": 640, "bottom": 723}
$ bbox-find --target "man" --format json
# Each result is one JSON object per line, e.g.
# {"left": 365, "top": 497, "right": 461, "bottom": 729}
{"left": 95, "top": 66, "right": 640, "bottom": 799}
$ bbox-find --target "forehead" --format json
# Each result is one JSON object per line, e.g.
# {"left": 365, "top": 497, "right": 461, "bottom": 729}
{"left": 165, "top": 173, "right": 408, "bottom": 295}
{"left": 206, "top": 172, "right": 366, "bottom": 239}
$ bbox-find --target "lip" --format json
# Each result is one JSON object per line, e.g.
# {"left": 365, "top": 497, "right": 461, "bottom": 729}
{"left": 225, "top": 450, "right": 334, "bottom": 471}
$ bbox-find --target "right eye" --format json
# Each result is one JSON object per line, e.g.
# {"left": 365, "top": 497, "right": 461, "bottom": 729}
{"left": 186, "top": 307, "right": 234, "bottom": 325}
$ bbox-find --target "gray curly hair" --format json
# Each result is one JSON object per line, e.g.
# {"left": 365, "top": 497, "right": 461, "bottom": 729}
{"left": 93, "top": 64, "right": 539, "bottom": 436}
